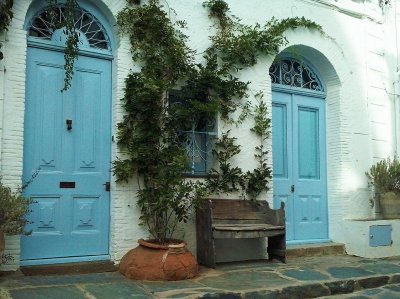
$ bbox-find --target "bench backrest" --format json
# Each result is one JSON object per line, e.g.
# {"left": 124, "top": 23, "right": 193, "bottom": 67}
{"left": 209, "top": 199, "right": 285, "bottom": 226}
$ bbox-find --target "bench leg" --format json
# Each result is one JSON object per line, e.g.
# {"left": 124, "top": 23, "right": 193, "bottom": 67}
{"left": 197, "top": 237, "right": 216, "bottom": 268}
{"left": 267, "top": 234, "right": 286, "bottom": 263}
{"left": 196, "top": 208, "right": 216, "bottom": 268}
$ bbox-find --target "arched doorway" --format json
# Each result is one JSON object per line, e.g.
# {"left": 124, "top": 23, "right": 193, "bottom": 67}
{"left": 21, "top": 3, "right": 113, "bottom": 265}
{"left": 270, "top": 56, "right": 329, "bottom": 244}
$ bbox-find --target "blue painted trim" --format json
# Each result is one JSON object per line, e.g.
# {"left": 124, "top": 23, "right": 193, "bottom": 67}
{"left": 27, "top": 39, "right": 114, "bottom": 60}
{"left": 20, "top": 255, "right": 111, "bottom": 266}
{"left": 286, "top": 239, "right": 332, "bottom": 246}
{"left": 272, "top": 84, "right": 326, "bottom": 99}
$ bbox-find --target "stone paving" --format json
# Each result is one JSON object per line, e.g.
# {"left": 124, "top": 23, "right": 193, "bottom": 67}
{"left": 321, "top": 283, "right": 400, "bottom": 298}
{"left": 1, "top": 255, "right": 400, "bottom": 298}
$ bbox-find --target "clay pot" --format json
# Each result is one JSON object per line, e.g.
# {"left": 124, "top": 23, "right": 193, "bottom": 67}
{"left": 380, "top": 192, "right": 400, "bottom": 219}
{"left": 119, "top": 239, "right": 199, "bottom": 281}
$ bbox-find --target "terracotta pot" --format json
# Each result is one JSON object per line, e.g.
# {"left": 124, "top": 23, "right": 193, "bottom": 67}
{"left": 380, "top": 192, "right": 400, "bottom": 219}
{"left": 0, "top": 230, "right": 4, "bottom": 252}
{"left": 119, "top": 239, "right": 199, "bottom": 281}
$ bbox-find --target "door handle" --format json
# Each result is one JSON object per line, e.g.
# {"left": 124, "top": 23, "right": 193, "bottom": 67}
{"left": 291, "top": 185, "right": 295, "bottom": 193}
{"left": 66, "top": 119, "right": 72, "bottom": 131}
{"left": 103, "top": 182, "right": 110, "bottom": 192}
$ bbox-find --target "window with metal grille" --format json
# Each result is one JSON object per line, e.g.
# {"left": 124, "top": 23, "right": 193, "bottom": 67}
{"left": 269, "top": 58, "right": 324, "bottom": 92}
{"left": 28, "top": 4, "right": 110, "bottom": 51}
{"left": 169, "top": 91, "right": 216, "bottom": 175}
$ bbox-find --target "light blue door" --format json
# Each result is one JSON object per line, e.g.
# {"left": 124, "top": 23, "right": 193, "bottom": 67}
{"left": 21, "top": 46, "right": 111, "bottom": 264}
{"left": 273, "top": 91, "right": 328, "bottom": 243}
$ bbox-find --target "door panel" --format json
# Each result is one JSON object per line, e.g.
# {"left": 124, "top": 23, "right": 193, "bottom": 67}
{"left": 297, "top": 107, "right": 319, "bottom": 179}
{"left": 272, "top": 93, "right": 294, "bottom": 240}
{"left": 22, "top": 47, "right": 111, "bottom": 262}
{"left": 273, "top": 91, "right": 328, "bottom": 242}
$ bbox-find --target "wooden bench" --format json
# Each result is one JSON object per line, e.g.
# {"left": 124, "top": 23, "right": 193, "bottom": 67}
{"left": 196, "top": 199, "right": 286, "bottom": 268}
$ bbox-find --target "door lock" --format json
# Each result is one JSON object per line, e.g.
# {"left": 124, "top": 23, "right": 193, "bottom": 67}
{"left": 291, "top": 185, "right": 295, "bottom": 193}
{"left": 103, "top": 182, "right": 110, "bottom": 192}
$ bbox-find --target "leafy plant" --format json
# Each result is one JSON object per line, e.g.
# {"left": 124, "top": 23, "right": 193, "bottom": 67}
{"left": 203, "top": 0, "right": 230, "bottom": 30}
{"left": 60, "top": 0, "right": 80, "bottom": 91}
{"left": 207, "top": 131, "right": 246, "bottom": 194}
{"left": 366, "top": 157, "right": 400, "bottom": 195}
{"left": 205, "top": 1, "right": 322, "bottom": 69}
{"left": 0, "top": 180, "right": 32, "bottom": 235}
{"left": 246, "top": 94, "right": 272, "bottom": 199}
{"left": 0, "top": 0, "right": 13, "bottom": 61}
{"left": 113, "top": 0, "right": 321, "bottom": 242}
{"left": 1, "top": 253, "right": 13, "bottom": 265}
{"left": 0, "top": 0, "right": 80, "bottom": 90}
{"left": 115, "top": 1, "right": 208, "bottom": 244}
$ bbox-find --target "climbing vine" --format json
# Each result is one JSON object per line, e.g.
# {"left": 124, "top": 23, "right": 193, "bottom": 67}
{"left": 0, "top": 0, "right": 80, "bottom": 90}
{"left": 114, "top": 0, "right": 322, "bottom": 243}
{"left": 206, "top": 93, "right": 272, "bottom": 200}
{"left": 47, "top": 0, "right": 81, "bottom": 91}
{"left": 0, "top": 0, "right": 13, "bottom": 61}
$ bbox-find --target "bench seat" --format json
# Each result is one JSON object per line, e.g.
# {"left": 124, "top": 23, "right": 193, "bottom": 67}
{"left": 196, "top": 199, "right": 286, "bottom": 268}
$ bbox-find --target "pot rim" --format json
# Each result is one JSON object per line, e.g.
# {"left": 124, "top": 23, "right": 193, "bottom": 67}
{"left": 138, "top": 238, "right": 186, "bottom": 250}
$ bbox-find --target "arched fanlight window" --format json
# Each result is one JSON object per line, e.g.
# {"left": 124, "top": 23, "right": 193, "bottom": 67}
{"left": 269, "top": 58, "right": 324, "bottom": 92}
{"left": 28, "top": 4, "right": 110, "bottom": 51}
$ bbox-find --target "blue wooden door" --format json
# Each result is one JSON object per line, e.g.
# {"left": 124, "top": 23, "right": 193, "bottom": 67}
{"left": 273, "top": 91, "right": 328, "bottom": 243}
{"left": 21, "top": 46, "right": 111, "bottom": 264}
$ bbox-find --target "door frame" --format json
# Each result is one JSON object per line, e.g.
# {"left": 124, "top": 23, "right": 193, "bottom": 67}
{"left": 22, "top": 1, "right": 114, "bottom": 265}
{"left": 271, "top": 56, "right": 329, "bottom": 244}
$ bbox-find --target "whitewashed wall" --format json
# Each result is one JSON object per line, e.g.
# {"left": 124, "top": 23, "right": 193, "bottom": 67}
{"left": 1, "top": 0, "right": 399, "bottom": 269}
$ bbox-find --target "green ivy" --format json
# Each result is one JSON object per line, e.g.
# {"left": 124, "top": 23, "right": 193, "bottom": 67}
{"left": 116, "top": 1, "right": 209, "bottom": 244}
{"left": 0, "top": 0, "right": 13, "bottom": 61}
{"left": 0, "top": 0, "right": 79, "bottom": 90}
{"left": 207, "top": 131, "right": 246, "bottom": 194}
{"left": 247, "top": 93, "right": 272, "bottom": 199}
{"left": 207, "top": 95, "right": 273, "bottom": 200}
{"left": 114, "top": 0, "right": 322, "bottom": 242}
{"left": 204, "top": 0, "right": 322, "bottom": 70}
{"left": 60, "top": 0, "right": 80, "bottom": 91}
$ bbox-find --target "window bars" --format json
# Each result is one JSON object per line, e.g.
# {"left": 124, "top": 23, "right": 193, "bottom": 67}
{"left": 269, "top": 58, "right": 324, "bottom": 92}
{"left": 28, "top": 4, "right": 110, "bottom": 50}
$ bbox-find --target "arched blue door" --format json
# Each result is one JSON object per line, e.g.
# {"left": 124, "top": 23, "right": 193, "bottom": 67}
{"left": 270, "top": 58, "right": 328, "bottom": 243}
{"left": 21, "top": 4, "right": 112, "bottom": 265}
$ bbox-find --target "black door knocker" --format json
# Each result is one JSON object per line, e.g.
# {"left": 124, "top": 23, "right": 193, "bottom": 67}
{"left": 66, "top": 119, "right": 72, "bottom": 131}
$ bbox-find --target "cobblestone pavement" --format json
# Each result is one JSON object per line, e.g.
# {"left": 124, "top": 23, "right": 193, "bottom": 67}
{"left": 1, "top": 255, "right": 400, "bottom": 298}
{"left": 321, "top": 283, "right": 400, "bottom": 298}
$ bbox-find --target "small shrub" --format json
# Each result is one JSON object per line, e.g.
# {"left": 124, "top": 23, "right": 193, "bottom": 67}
{"left": 0, "top": 181, "right": 32, "bottom": 235}
{"left": 366, "top": 157, "right": 400, "bottom": 195}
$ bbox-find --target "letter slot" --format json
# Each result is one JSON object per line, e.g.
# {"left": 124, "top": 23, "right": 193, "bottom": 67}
{"left": 60, "top": 182, "right": 76, "bottom": 188}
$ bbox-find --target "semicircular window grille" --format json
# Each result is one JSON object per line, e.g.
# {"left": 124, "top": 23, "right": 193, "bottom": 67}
{"left": 269, "top": 58, "right": 324, "bottom": 92}
{"left": 28, "top": 4, "right": 110, "bottom": 51}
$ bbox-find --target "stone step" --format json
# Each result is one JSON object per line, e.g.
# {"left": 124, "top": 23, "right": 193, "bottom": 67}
{"left": 287, "top": 242, "right": 346, "bottom": 258}
{"left": 20, "top": 260, "right": 116, "bottom": 276}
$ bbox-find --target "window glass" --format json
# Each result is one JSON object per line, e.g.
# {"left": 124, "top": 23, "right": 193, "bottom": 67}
{"left": 169, "top": 91, "right": 216, "bottom": 174}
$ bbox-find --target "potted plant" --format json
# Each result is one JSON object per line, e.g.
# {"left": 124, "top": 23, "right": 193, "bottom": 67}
{"left": 366, "top": 157, "right": 400, "bottom": 219}
{"left": 115, "top": 0, "right": 322, "bottom": 280}
{"left": 0, "top": 180, "right": 31, "bottom": 270}
{"left": 114, "top": 0, "right": 213, "bottom": 281}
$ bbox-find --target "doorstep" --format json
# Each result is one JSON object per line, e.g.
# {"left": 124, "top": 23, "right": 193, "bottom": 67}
{"left": 20, "top": 260, "right": 117, "bottom": 276}
{"left": 286, "top": 242, "right": 346, "bottom": 258}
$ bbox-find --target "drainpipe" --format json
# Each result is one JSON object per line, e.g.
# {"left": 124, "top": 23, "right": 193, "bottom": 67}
{"left": 395, "top": 0, "right": 400, "bottom": 156}
{"left": 0, "top": 33, "right": 5, "bottom": 176}
{"left": 395, "top": 72, "right": 400, "bottom": 157}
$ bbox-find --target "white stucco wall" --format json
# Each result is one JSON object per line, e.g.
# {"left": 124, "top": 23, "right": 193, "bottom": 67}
{"left": 1, "top": 0, "right": 400, "bottom": 269}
